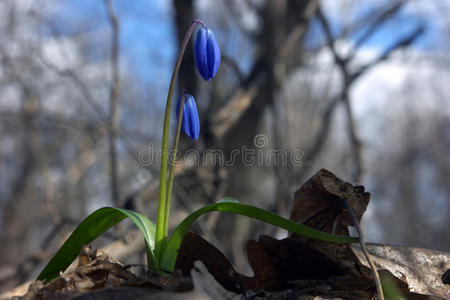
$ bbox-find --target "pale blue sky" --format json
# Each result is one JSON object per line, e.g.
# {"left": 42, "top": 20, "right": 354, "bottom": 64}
{"left": 46, "top": 0, "right": 447, "bottom": 90}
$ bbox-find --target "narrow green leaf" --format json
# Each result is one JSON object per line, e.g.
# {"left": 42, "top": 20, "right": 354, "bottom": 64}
{"left": 160, "top": 200, "right": 358, "bottom": 272}
{"left": 37, "top": 207, "right": 157, "bottom": 283}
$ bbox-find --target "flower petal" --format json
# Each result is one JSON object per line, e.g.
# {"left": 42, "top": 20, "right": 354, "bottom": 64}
{"left": 194, "top": 27, "right": 220, "bottom": 81}
{"left": 177, "top": 93, "right": 200, "bottom": 140}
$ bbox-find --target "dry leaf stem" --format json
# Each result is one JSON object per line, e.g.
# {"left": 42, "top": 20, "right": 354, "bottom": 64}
{"left": 343, "top": 198, "right": 384, "bottom": 300}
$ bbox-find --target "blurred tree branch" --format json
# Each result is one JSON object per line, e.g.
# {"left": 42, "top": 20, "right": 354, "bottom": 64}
{"left": 294, "top": 3, "right": 425, "bottom": 183}
{"left": 36, "top": 35, "right": 157, "bottom": 175}
{"left": 317, "top": 5, "right": 363, "bottom": 182}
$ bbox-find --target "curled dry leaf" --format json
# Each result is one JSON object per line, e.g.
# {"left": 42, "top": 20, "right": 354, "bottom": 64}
{"left": 289, "top": 168, "right": 370, "bottom": 235}
{"left": 288, "top": 169, "right": 371, "bottom": 277}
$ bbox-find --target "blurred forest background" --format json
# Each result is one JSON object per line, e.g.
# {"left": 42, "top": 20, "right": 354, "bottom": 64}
{"left": 0, "top": 0, "right": 449, "bottom": 292}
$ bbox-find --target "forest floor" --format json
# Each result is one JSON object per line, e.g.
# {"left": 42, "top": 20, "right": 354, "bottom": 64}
{"left": 5, "top": 169, "right": 450, "bottom": 300}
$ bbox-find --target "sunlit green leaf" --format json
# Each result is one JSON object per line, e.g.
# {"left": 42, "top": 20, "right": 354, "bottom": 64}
{"left": 37, "top": 207, "right": 157, "bottom": 283}
{"left": 159, "top": 199, "right": 358, "bottom": 272}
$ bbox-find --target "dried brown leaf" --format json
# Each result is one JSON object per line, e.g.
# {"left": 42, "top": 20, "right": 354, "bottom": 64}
{"left": 176, "top": 231, "right": 245, "bottom": 293}
{"left": 289, "top": 168, "right": 370, "bottom": 235}
{"left": 244, "top": 235, "right": 342, "bottom": 291}
{"left": 351, "top": 243, "right": 450, "bottom": 298}
{"left": 18, "top": 245, "right": 136, "bottom": 300}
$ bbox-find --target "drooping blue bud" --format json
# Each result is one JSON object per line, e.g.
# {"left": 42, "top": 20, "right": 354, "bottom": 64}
{"left": 176, "top": 93, "right": 200, "bottom": 141}
{"left": 193, "top": 27, "right": 221, "bottom": 81}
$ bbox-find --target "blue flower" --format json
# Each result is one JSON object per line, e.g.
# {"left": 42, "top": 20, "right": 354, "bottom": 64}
{"left": 193, "top": 27, "right": 221, "bottom": 81}
{"left": 176, "top": 93, "right": 200, "bottom": 140}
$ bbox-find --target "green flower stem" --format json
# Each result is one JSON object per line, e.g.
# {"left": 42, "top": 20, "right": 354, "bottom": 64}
{"left": 155, "top": 19, "right": 204, "bottom": 262}
{"left": 164, "top": 92, "right": 185, "bottom": 239}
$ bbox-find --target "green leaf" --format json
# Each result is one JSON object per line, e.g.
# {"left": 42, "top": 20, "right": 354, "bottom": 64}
{"left": 37, "top": 207, "right": 157, "bottom": 283}
{"left": 218, "top": 196, "right": 240, "bottom": 203}
{"left": 159, "top": 200, "right": 358, "bottom": 272}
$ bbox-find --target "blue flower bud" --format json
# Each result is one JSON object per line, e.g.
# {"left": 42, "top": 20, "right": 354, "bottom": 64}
{"left": 176, "top": 93, "right": 200, "bottom": 141}
{"left": 193, "top": 27, "right": 221, "bottom": 81}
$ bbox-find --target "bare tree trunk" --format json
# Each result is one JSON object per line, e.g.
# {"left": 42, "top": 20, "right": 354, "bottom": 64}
{"left": 173, "top": 0, "right": 196, "bottom": 93}
{"left": 104, "top": 0, "right": 121, "bottom": 207}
